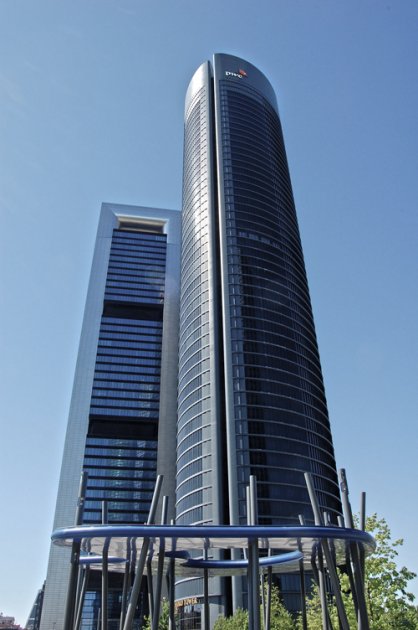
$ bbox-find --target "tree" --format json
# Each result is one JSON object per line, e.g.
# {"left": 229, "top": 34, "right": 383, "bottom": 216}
{"left": 262, "top": 580, "right": 296, "bottom": 630}
{"left": 304, "top": 514, "right": 418, "bottom": 629}
{"left": 213, "top": 582, "right": 295, "bottom": 629}
{"left": 213, "top": 607, "right": 249, "bottom": 629}
{"left": 142, "top": 598, "right": 170, "bottom": 630}
{"left": 362, "top": 514, "right": 418, "bottom": 629}
{"left": 144, "top": 516, "right": 418, "bottom": 629}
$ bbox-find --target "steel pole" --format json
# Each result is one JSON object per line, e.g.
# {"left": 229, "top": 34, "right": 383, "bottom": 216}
{"left": 152, "top": 496, "right": 168, "bottom": 630}
{"left": 317, "top": 548, "right": 333, "bottom": 630}
{"left": 147, "top": 542, "right": 155, "bottom": 622}
{"left": 102, "top": 501, "right": 109, "bottom": 630}
{"left": 305, "top": 473, "right": 350, "bottom": 630}
{"left": 203, "top": 542, "right": 210, "bottom": 630}
{"left": 246, "top": 485, "right": 254, "bottom": 630}
{"left": 265, "top": 564, "right": 272, "bottom": 630}
{"left": 119, "top": 558, "right": 131, "bottom": 630}
{"left": 63, "top": 471, "right": 88, "bottom": 630}
{"left": 249, "top": 476, "right": 261, "bottom": 630}
{"left": 123, "top": 475, "right": 163, "bottom": 630}
{"left": 298, "top": 515, "right": 308, "bottom": 630}
{"left": 74, "top": 566, "right": 90, "bottom": 630}
{"left": 339, "top": 469, "right": 370, "bottom": 630}
{"left": 168, "top": 519, "right": 176, "bottom": 630}
{"left": 359, "top": 492, "right": 366, "bottom": 577}
{"left": 261, "top": 569, "right": 266, "bottom": 628}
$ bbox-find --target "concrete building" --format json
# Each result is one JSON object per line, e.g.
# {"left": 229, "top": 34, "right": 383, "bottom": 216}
{"left": 40, "top": 203, "right": 181, "bottom": 630}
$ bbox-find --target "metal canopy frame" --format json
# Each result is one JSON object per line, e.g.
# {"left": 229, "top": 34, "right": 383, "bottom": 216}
{"left": 57, "top": 472, "right": 374, "bottom": 630}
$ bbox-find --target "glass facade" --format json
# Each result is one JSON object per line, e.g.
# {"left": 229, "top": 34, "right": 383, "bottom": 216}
{"left": 177, "top": 83, "right": 212, "bottom": 526}
{"left": 218, "top": 78, "right": 341, "bottom": 525}
{"left": 177, "top": 54, "right": 341, "bottom": 538}
{"left": 176, "top": 52, "right": 342, "bottom": 621}
{"left": 82, "top": 229, "right": 167, "bottom": 526}
{"left": 40, "top": 205, "right": 181, "bottom": 630}
{"left": 177, "top": 63, "right": 225, "bottom": 532}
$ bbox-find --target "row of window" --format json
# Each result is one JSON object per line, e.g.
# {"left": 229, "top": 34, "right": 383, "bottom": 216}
{"left": 177, "top": 426, "right": 203, "bottom": 451}
{"left": 228, "top": 261, "right": 310, "bottom": 308}
{"left": 101, "top": 317, "right": 163, "bottom": 329}
{"left": 95, "top": 356, "right": 161, "bottom": 366}
{"left": 97, "top": 347, "right": 161, "bottom": 359}
{"left": 93, "top": 371, "right": 160, "bottom": 382}
{"left": 85, "top": 446, "right": 157, "bottom": 458}
{"left": 232, "top": 316, "right": 317, "bottom": 359}
{"left": 176, "top": 489, "right": 203, "bottom": 513}
{"left": 85, "top": 468, "right": 157, "bottom": 479}
{"left": 104, "top": 292, "right": 163, "bottom": 305}
{"left": 180, "top": 258, "right": 209, "bottom": 295}
{"left": 94, "top": 366, "right": 161, "bottom": 382}
{"left": 85, "top": 476, "right": 158, "bottom": 491}
{"left": 92, "top": 387, "right": 159, "bottom": 399}
{"left": 106, "top": 279, "right": 165, "bottom": 292}
{"left": 83, "top": 510, "right": 154, "bottom": 524}
{"left": 89, "top": 407, "right": 159, "bottom": 418}
{"left": 109, "top": 245, "right": 167, "bottom": 260}
{"left": 84, "top": 499, "right": 153, "bottom": 510}
{"left": 90, "top": 397, "right": 160, "bottom": 409}
{"left": 177, "top": 442, "right": 203, "bottom": 469}
{"left": 99, "top": 334, "right": 162, "bottom": 346}
{"left": 232, "top": 373, "right": 326, "bottom": 408}
{"left": 245, "top": 404, "right": 331, "bottom": 432}
{"left": 231, "top": 318, "right": 320, "bottom": 368}
{"left": 106, "top": 260, "right": 166, "bottom": 274}
{"left": 85, "top": 488, "right": 154, "bottom": 500}
{"left": 112, "top": 229, "right": 167, "bottom": 242}
{"left": 177, "top": 410, "right": 211, "bottom": 444}
{"left": 245, "top": 419, "right": 333, "bottom": 450}
{"left": 92, "top": 383, "right": 160, "bottom": 396}
{"left": 175, "top": 506, "right": 204, "bottom": 525}
{"left": 244, "top": 450, "right": 337, "bottom": 477}
{"left": 86, "top": 436, "right": 156, "bottom": 446}
{"left": 245, "top": 436, "right": 336, "bottom": 469}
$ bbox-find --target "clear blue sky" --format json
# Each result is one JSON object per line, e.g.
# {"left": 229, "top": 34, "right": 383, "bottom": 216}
{"left": 1, "top": 0, "right": 417, "bottom": 625}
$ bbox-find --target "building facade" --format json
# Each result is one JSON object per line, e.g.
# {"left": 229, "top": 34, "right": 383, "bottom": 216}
{"left": 25, "top": 582, "right": 45, "bottom": 630}
{"left": 40, "top": 54, "right": 342, "bottom": 629}
{"left": 40, "top": 204, "right": 181, "bottom": 630}
{"left": 176, "top": 53, "right": 342, "bottom": 619}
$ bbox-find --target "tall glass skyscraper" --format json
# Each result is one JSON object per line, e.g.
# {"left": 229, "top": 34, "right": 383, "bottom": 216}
{"left": 40, "top": 54, "right": 342, "bottom": 629}
{"left": 40, "top": 203, "right": 181, "bottom": 630}
{"left": 176, "top": 53, "right": 341, "bottom": 618}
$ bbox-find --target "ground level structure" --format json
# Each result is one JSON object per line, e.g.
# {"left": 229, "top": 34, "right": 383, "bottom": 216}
{"left": 52, "top": 473, "right": 375, "bottom": 630}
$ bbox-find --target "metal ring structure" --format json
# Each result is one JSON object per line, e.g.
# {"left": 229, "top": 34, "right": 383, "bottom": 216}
{"left": 52, "top": 523, "right": 375, "bottom": 575}
{"left": 55, "top": 523, "right": 375, "bottom": 630}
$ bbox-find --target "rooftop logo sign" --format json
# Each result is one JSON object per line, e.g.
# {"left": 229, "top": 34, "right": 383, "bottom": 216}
{"left": 225, "top": 69, "right": 247, "bottom": 79}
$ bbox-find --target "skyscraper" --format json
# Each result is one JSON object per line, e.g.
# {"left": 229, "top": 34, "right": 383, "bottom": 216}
{"left": 40, "top": 54, "right": 343, "bottom": 629}
{"left": 176, "top": 53, "right": 341, "bottom": 617}
{"left": 40, "top": 203, "right": 181, "bottom": 630}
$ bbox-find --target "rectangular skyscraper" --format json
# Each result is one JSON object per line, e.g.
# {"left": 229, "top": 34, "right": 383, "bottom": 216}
{"left": 176, "top": 53, "right": 342, "bottom": 621}
{"left": 40, "top": 203, "right": 181, "bottom": 630}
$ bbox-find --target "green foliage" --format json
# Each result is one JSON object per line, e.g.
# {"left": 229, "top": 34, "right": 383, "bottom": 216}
{"left": 213, "top": 582, "right": 295, "bottom": 629}
{"left": 262, "top": 580, "right": 296, "bottom": 630}
{"left": 213, "top": 607, "right": 249, "bottom": 629}
{"left": 364, "top": 514, "right": 418, "bottom": 628}
{"left": 144, "top": 516, "right": 418, "bottom": 629}
{"left": 142, "top": 598, "right": 170, "bottom": 630}
{"left": 303, "top": 514, "right": 418, "bottom": 629}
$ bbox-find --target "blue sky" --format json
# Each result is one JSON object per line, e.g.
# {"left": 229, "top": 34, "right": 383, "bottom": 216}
{"left": 1, "top": 0, "right": 417, "bottom": 624}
